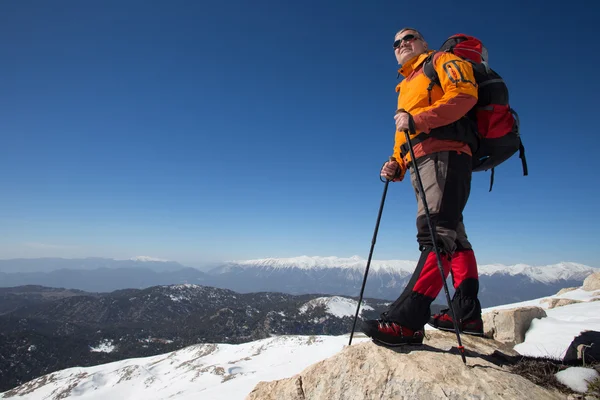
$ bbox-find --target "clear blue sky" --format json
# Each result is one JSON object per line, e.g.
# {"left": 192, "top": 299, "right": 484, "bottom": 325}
{"left": 2, "top": 0, "right": 598, "bottom": 268}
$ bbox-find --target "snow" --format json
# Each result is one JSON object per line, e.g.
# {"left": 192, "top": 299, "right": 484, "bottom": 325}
{"left": 477, "top": 285, "right": 600, "bottom": 360}
{"left": 2, "top": 335, "right": 369, "bottom": 400}
{"left": 512, "top": 301, "right": 600, "bottom": 360}
{"left": 231, "top": 255, "right": 417, "bottom": 274}
{"left": 477, "top": 261, "right": 594, "bottom": 283}
{"left": 228, "top": 256, "right": 597, "bottom": 283}
{"left": 299, "top": 296, "right": 374, "bottom": 318}
{"left": 555, "top": 367, "right": 599, "bottom": 393}
{"left": 478, "top": 285, "right": 600, "bottom": 360}
{"left": 169, "top": 284, "right": 201, "bottom": 290}
{"left": 90, "top": 340, "right": 116, "bottom": 353}
{"left": 130, "top": 256, "right": 169, "bottom": 262}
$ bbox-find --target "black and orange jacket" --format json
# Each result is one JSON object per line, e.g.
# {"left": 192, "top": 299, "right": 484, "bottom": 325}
{"left": 392, "top": 50, "right": 478, "bottom": 175}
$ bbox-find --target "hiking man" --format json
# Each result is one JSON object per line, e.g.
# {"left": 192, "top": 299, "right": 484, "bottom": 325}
{"left": 361, "top": 28, "right": 484, "bottom": 346}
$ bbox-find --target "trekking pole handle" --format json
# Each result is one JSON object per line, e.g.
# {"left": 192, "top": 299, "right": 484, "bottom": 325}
{"left": 395, "top": 108, "right": 417, "bottom": 135}
{"left": 380, "top": 157, "right": 398, "bottom": 183}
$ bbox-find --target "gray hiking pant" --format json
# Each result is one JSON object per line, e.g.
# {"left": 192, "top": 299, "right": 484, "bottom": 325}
{"left": 409, "top": 151, "right": 473, "bottom": 254}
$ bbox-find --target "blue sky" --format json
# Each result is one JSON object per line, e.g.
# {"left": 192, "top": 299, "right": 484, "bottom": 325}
{"left": 2, "top": 0, "right": 598, "bottom": 268}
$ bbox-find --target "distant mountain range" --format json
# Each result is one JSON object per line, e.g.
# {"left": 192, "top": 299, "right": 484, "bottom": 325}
{"left": 0, "top": 257, "right": 186, "bottom": 273}
{"left": 0, "top": 256, "right": 597, "bottom": 307}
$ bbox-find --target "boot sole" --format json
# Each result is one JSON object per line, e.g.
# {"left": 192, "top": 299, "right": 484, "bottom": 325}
{"left": 427, "top": 322, "right": 484, "bottom": 337}
{"left": 372, "top": 338, "right": 424, "bottom": 347}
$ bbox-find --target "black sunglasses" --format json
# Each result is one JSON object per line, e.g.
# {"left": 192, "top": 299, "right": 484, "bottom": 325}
{"left": 393, "top": 34, "right": 418, "bottom": 49}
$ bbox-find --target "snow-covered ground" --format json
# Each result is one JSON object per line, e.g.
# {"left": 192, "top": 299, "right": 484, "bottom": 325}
{"left": 0, "top": 335, "right": 370, "bottom": 400}
{"left": 481, "top": 287, "right": 600, "bottom": 360}
{"left": 2, "top": 280, "right": 599, "bottom": 399}
{"left": 481, "top": 286, "right": 600, "bottom": 394}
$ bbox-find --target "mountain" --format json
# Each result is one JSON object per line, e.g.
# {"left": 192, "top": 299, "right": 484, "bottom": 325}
{"left": 0, "top": 257, "right": 187, "bottom": 273}
{"left": 0, "top": 256, "right": 596, "bottom": 307}
{"left": 0, "top": 285, "right": 87, "bottom": 315}
{"left": 206, "top": 256, "right": 597, "bottom": 307}
{"left": 0, "top": 285, "right": 390, "bottom": 392}
{"left": 3, "top": 275, "right": 599, "bottom": 400}
{"left": 0, "top": 266, "right": 209, "bottom": 292}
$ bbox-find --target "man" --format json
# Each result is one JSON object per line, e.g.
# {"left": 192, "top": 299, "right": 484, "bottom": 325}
{"left": 361, "top": 28, "right": 484, "bottom": 346}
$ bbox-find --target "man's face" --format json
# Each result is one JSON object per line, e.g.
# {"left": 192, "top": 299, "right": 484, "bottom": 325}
{"left": 394, "top": 30, "right": 428, "bottom": 65}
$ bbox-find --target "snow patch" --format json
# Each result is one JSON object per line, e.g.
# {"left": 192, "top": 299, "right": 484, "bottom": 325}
{"left": 170, "top": 284, "right": 201, "bottom": 290}
{"left": 299, "top": 296, "right": 373, "bottom": 318}
{"left": 140, "top": 338, "right": 174, "bottom": 344}
{"left": 555, "top": 367, "right": 599, "bottom": 393}
{"left": 90, "top": 340, "right": 116, "bottom": 353}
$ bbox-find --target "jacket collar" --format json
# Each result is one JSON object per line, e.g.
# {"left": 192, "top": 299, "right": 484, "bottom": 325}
{"left": 397, "top": 50, "right": 434, "bottom": 78}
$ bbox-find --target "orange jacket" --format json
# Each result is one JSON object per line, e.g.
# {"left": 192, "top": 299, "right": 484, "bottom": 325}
{"left": 392, "top": 50, "right": 478, "bottom": 179}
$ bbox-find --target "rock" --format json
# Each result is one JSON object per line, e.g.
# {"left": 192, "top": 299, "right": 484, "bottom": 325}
{"left": 583, "top": 272, "right": 600, "bottom": 291}
{"left": 557, "top": 287, "right": 579, "bottom": 296}
{"left": 541, "top": 298, "right": 583, "bottom": 309}
{"left": 246, "top": 331, "right": 562, "bottom": 400}
{"left": 482, "top": 306, "right": 547, "bottom": 344}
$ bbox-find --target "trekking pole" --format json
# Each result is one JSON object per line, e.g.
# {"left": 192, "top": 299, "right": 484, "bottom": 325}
{"left": 399, "top": 109, "right": 467, "bottom": 364}
{"left": 348, "top": 168, "right": 392, "bottom": 346}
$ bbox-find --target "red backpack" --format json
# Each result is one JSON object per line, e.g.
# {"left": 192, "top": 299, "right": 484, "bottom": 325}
{"left": 422, "top": 34, "right": 528, "bottom": 191}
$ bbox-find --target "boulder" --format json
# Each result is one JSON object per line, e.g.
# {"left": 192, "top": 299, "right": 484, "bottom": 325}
{"left": 583, "top": 272, "right": 600, "bottom": 291}
{"left": 541, "top": 298, "right": 583, "bottom": 309}
{"left": 557, "top": 287, "right": 578, "bottom": 296}
{"left": 246, "top": 331, "right": 563, "bottom": 400}
{"left": 482, "top": 306, "right": 547, "bottom": 344}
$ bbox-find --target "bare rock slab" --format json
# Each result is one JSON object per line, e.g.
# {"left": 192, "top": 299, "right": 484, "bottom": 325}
{"left": 246, "top": 332, "right": 563, "bottom": 400}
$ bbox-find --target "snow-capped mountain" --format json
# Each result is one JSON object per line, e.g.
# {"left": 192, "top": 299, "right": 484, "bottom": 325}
{"left": 3, "top": 276, "right": 599, "bottom": 400}
{"left": 0, "top": 256, "right": 596, "bottom": 307}
{"left": 129, "top": 256, "right": 170, "bottom": 262}
{"left": 223, "top": 256, "right": 593, "bottom": 282}
{"left": 207, "top": 256, "right": 597, "bottom": 307}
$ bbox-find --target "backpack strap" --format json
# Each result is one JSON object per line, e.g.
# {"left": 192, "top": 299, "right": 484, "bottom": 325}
{"left": 511, "top": 109, "right": 529, "bottom": 177}
{"left": 422, "top": 53, "right": 439, "bottom": 105}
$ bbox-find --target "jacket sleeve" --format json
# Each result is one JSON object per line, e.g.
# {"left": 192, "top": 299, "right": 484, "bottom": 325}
{"left": 412, "top": 52, "right": 478, "bottom": 134}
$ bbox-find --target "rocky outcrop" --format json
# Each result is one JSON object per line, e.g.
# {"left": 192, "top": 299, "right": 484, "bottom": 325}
{"left": 482, "top": 306, "right": 547, "bottom": 344}
{"left": 541, "top": 298, "right": 583, "bottom": 309}
{"left": 583, "top": 272, "right": 600, "bottom": 291}
{"left": 246, "top": 331, "right": 563, "bottom": 400}
{"left": 557, "top": 287, "right": 578, "bottom": 295}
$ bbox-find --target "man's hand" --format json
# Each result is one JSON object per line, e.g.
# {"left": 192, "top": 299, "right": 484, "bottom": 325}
{"left": 380, "top": 159, "right": 403, "bottom": 181}
{"left": 394, "top": 111, "right": 410, "bottom": 133}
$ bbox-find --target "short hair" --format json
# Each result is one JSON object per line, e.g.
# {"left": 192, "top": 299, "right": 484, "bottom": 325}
{"left": 395, "top": 27, "right": 425, "bottom": 40}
